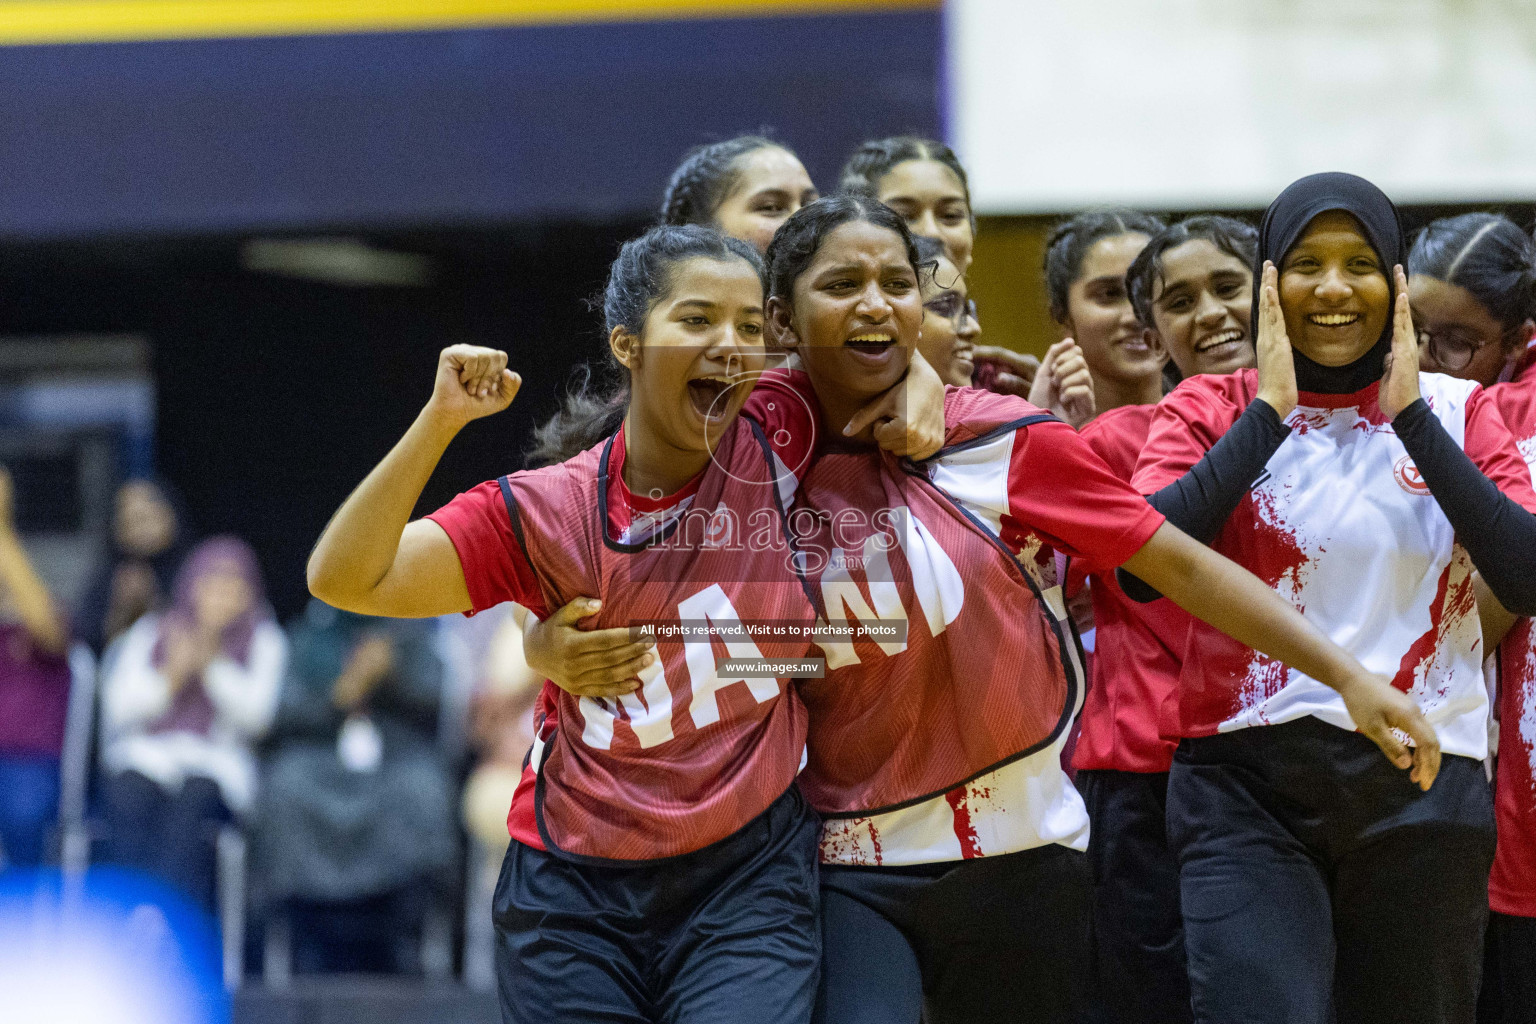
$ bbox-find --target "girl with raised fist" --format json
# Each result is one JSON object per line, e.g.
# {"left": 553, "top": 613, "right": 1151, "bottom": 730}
{"left": 311, "top": 225, "right": 844, "bottom": 1024}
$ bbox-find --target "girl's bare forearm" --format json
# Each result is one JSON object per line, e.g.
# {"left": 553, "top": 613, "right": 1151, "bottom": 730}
{"left": 307, "top": 406, "right": 458, "bottom": 608}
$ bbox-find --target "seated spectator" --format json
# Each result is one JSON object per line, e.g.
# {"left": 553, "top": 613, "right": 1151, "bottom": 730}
{"left": 255, "top": 600, "right": 457, "bottom": 975}
{"left": 461, "top": 607, "right": 542, "bottom": 854}
{"left": 0, "top": 467, "right": 71, "bottom": 870}
{"left": 78, "top": 478, "right": 187, "bottom": 656}
{"left": 100, "top": 536, "right": 284, "bottom": 911}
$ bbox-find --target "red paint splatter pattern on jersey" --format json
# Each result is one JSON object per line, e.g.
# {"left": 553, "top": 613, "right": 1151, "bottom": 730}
{"left": 1240, "top": 478, "right": 1316, "bottom": 717}
{"left": 944, "top": 787, "right": 983, "bottom": 860}
{"left": 1490, "top": 370, "right": 1536, "bottom": 916}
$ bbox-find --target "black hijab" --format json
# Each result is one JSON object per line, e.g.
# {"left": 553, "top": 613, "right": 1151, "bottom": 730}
{"left": 1254, "top": 172, "right": 1406, "bottom": 394}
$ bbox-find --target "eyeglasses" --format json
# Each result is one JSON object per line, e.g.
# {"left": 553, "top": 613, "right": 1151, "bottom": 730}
{"left": 1416, "top": 325, "right": 1509, "bottom": 372}
{"left": 924, "top": 294, "right": 977, "bottom": 330}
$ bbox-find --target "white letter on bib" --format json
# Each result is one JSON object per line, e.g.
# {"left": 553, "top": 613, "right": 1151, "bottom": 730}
{"left": 683, "top": 584, "right": 779, "bottom": 728}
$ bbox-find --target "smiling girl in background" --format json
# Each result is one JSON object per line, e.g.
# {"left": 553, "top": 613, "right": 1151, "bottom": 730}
{"left": 1068, "top": 213, "right": 1259, "bottom": 1024}
{"left": 661, "top": 136, "right": 819, "bottom": 255}
{"left": 1044, "top": 209, "right": 1169, "bottom": 419}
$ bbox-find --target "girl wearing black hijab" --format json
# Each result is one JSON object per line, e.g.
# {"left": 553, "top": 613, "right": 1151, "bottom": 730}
{"left": 1126, "top": 172, "right": 1536, "bottom": 1024}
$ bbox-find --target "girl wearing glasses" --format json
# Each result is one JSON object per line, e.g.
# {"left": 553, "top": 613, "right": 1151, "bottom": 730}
{"left": 911, "top": 235, "right": 979, "bottom": 387}
{"left": 1408, "top": 213, "right": 1536, "bottom": 1024}
{"left": 1409, "top": 214, "right": 1536, "bottom": 387}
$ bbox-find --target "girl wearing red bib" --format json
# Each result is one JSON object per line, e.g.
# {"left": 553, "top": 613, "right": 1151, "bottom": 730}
{"left": 1128, "top": 174, "right": 1536, "bottom": 1024}
{"left": 309, "top": 226, "right": 834, "bottom": 1024}
{"left": 1406, "top": 213, "right": 1536, "bottom": 1024}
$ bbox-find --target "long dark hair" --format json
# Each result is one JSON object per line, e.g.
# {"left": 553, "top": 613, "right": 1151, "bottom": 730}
{"left": 1408, "top": 213, "right": 1536, "bottom": 333}
{"left": 527, "top": 225, "right": 765, "bottom": 467}
{"left": 1044, "top": 208, "right": 1165, "bottom": 323}
{"left": 839, "top": 137, "right": 974, "bottom": 231}
{"left": 765, "top": 193, "right": 921, "bottom": 306}
{"left": 659, "top": 136, "right": 790, "bottom": 228}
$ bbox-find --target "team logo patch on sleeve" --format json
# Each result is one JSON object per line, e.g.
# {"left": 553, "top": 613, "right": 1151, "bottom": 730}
{"left": 1394, "top": 456, "right": 1430, "bottom": 496}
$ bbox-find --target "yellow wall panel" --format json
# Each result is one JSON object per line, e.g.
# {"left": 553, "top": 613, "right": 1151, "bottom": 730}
{"left": 968, "top": 215, "right": 1059, "bottom": 360}
{"left": 0, "top": 0, "right": 937, "bottom": 46}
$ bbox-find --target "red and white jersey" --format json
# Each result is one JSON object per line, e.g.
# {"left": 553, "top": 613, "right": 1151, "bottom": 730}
{"left": 1072, "top": 403, "right": 1187, "bottom": 775}
{"left": 428, "top": 419, "right": 817, "bottom": 862}
{"left": 1489, "top": 369, "right": 1536, "bottom": 918}
{"left": 750, "top": 374, "right": 1164, "bottom": 865}
{"left": 1134, "top": 370, "right": 1536, "bottom": 759}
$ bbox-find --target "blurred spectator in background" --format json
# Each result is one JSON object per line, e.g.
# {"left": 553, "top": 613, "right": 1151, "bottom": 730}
{"left": 79, "top": 478, "right": 187, "bottom": 655}
{"left": 461, "top": 608, "right": 542, "bottom": 855}
{"left": 100, "top": 536, "right": 284, "bottom": 910}
{"left": 255, "top": 600, "right": 456, "bottom": 974}
{"left": 0, "top": 467, "right": 71, "bottom": 870}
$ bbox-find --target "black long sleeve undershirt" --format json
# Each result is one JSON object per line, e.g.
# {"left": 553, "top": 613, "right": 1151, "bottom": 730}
{"left": 1119, "top": 395, "right": 1536, "bottom": 615}
{"left": 1393, "top": 399, "right": 1536, "bottom": 616}
{"left": 1118, "top": 399, "right": 1290, "bottom": 603}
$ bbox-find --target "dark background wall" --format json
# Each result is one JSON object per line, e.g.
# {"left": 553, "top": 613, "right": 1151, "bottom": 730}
{"left": 0, "top": 7, "right": 943, "bottom": 619}
{"left": 3, "top": 222, "right": 635, "bottom": 617}
{"left": 0, "top": 10, "right": 942, "bottom": 238}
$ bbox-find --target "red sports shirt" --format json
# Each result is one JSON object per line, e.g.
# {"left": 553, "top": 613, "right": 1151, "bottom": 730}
{"left": 1489, "top": 368, "right": 1536, "bottom": 918}
{"left": 1072, "top": 403, "right": 1186, "bottom": 774}
{"left": 428, "top": 418, "right": 817, "bottom": 862}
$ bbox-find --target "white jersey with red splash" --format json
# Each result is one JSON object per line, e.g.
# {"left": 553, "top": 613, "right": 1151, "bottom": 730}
{"left": 1134, "top": 370, "right": 1536, "bottom": 760}
{"left": 817, "top": 728, "right": 1090, "bottom": 865}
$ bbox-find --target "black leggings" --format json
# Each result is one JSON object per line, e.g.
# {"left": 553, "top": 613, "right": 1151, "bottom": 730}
{"left": 1168, "top": 718, "right": 1495, "bottom": 1024}
{"left": 816, "top": 843, "right": 1089, "bottom": 1024}
{"left": 1078, "top": 768, "right": 1191, "bottom": 1024}
{"left": 1479, "top": 911, "right": 1536, "bottom": 1024}
{"left": 103, "top": 769, "right": 231, "bottom": 912}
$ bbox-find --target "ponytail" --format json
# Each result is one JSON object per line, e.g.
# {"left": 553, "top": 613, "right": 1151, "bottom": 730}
{"left": 526, "top": 364, "right": 630, "bottom": 468}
